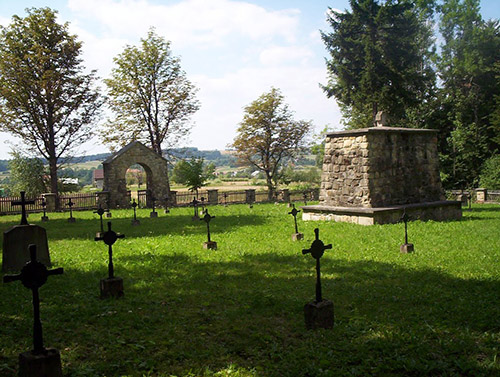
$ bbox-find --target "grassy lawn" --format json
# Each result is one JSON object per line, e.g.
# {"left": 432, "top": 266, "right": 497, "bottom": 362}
{"left": 1, "top": 203, "right": 499, "bottom": 376}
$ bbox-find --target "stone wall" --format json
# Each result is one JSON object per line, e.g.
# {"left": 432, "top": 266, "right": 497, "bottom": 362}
{"left": 320, "top": 127, "right": 445, "bottom": 208}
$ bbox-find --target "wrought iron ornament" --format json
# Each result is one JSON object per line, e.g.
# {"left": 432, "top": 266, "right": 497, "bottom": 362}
{"left": 95, "top": 222, "right": 125, "bottom": 279}
{"left": 94, "top": 204, "right": 106, "bottom": 233}
{"left": 200, "top": 210, "right": 215, "bottom": 243}
{"left": 302, "top": 228, "right": 332, "bottom": 303}
{"left": 400, "top": 208, "right": 410, "bottom": 245}
{"left": 12, "top": 191, "right": 35, "bottom": 225}
{"left": 131, "top": 199, "right": 138, "bottom": 220}
{"left": 288, "top": 204, "right": 301, "bottom": 234}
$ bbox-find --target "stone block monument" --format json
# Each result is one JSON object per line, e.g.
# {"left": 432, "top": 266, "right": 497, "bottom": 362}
{"left": 302, "top": 116, "right": 461, "bottom": 225}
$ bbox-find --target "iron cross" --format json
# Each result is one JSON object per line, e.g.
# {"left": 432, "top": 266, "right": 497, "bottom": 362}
{"left": 200, "top": 210, "right": 215, "bottom": 243}
{"left": 131, "top": 199, "right": 138, "bottom": 220}
{"left": 12, "top": 191, "right": 35, "bottom": 225}
{"left": 67, "top": 198, "right": 75, "bottom": 219}
{"left": 288, "top": 204, "right": 301, "bottom": 234}
{"left": 190, "top": 197, "right": 199, "bottom": 217}
{"left": 41, "top": 198, "right": 47, "bottom": 218}
{"left": 94, "top": 204, "right": 106, "bottom": 233}
{"left": 401, "top": 208, "right": 410, "bottom": 245}
{"left": 302, "top": 228, "right": 332, "bottom": 303}
{"left": 95, "top": 222, "right": 125, "bottom": 279}
{"left": 3, "top": 244, "right": 64, "bottom": 355}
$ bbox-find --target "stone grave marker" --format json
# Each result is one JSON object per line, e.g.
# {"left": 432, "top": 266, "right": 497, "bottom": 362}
{"left": 150, "top": 195, "right": 158, "bottom": 218}
{"left": 131, "top": 199, "right": 140, "bottom": 226}
{"left": 41, "top": 199, "right": 49, "bottom": 222}
{"left": 3, "top": 192, "right": 51, "bottom": 272}
{"left": 3, "top": 244, "right": 64, "bottom": 377}
{"left": 190, "top": 197, "right": 200, "bottom": 220}
{"left": 288, "top": 204, "right": 304, "bottom": 241}
{"left": 95, "top": 222, "right": 125, "bottom": 298}
{"left": 94, "top": 204, "right": 107, "bottom": 238}
{"left": 400, "top": 208, "right": 414, "bottom": 253}
{"left": 66, "top": 198, "right": 76, "bottom": 223}
{"left": 302, "top": 228, "right": 334, "bottom": 329}
{"left": 200, "top": 209, "right": 217, "bottom": 250}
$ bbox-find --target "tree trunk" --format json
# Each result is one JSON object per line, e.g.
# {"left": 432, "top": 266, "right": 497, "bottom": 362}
{"left": 48, "top": 156, "right": 59, "bottom": 210}
{"left": 265, "top": 171, "right": 274, "bottom": 201}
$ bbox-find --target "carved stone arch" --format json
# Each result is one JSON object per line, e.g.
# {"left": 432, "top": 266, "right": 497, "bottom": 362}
{"left": 103, "top": 141, "right": 170, "bottom": 208}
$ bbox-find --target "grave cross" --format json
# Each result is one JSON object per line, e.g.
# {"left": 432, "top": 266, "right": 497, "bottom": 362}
{"left": 190, "top": 197, "right": 200, "bottom": 218}
{"left": 131, "top": 199, "right": 138, "bottom": 221}
{"left": 151, "top": 196, "right": 157, "bottom": 212}
{"left": 303, "top": 191, "right": 308, "bottom": 206}
{"left": 94, "top": 204, "right": 106, "bottom": 234}
{"left": 164, "top": 194, "right": 170, "bottom": 213}
{"left": 3, "top": 244, "right": 63, "bottom": 355}
{"left": 200, "top": 197, "right": 206, "bottom": 214}
{"left": 401, "top": 208, "right": 410, "bottom": 245}
{"left": 95, "top": 222, "right": 125, "bottom": 279}
{"left": 288, "top": 204, "right": 301, "bottom": 234}
{"left": 41, "top": 199, "right": 47, "bottom": 218}
{"left": 200, "top": 210, "right": 215, "bottom": 243}
{"left": 67, "top": 198, "right": 75, "bottom": 220}
{"left": 302, "top": 228, "right": 332, "bottom": 303}
{"left": 12, "top": 191, "right": 35, "bottom": 226}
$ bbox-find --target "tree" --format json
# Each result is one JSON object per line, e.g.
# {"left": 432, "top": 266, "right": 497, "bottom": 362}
{"left": 103, "top": 28, "right": 200, "bottom": 156}
{"left": 0, "top": 8, "right": 103, "bottom": 204}
{"left": 230, "top": 88, "right": 312, "bottom": 200}
{"left": 172, "top": 157, "right": 215, "bottom": 196}
{"left": 321, "top": 0, "right": 436, "bottom": 128}
{"left": 8, "top": 151, "right": 47, "bottom": 198}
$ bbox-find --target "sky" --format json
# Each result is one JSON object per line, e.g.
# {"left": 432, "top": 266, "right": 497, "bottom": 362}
{"left": 0, "top": 0, "right": 499, "bottom": 160}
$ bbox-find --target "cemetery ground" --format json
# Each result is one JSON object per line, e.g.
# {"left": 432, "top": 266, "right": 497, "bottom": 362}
{"left": 1, "top": 203, "right": 499, "bottom": 376}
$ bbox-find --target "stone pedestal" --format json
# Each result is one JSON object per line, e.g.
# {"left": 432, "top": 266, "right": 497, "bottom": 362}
{"left": 207, "top": 189, "right": 218, "bottom": 204}
{"left": 400, "top": 243, "right": 414, "bottom": 253}
{"left": 41, "top": 216, "right": 49, "bottom": 222}
{"left": 19, "top": 348, "right": 62, "bottom": 377}
{"left": 67, "top": 217, "right": 76, "bottom": 223}
{"left": 100, "top": 277, "right": 124, "bottom": 299}
{"left": 106, "top": 212, "right": 112, "bottom": 218}
{"left": 192, "top": 215, "right": 200, "bottom": 221}
{"left": 131, "top": 219, "right": 140, "bottom": 226}
{"left": 291, "top": 232, "right": 304, "bottom": 241}
{"left": 150, "top": 211, "right": 158, "bottom": 218}
{"left": 304, "top": 300, "right": 334, "bottom": 330}
{"left": 203, "top": 241, "right": 217, "bottom": 250}
{"left": 3, "top": 225, "right": 50, "bottom": 272}
{"left": 476, "top": 188, "right": 487, "bottom": 203}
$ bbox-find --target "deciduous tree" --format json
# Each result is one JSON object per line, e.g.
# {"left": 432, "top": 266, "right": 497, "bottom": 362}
{"left": 172, "top": 158, "right": 214, "bottom": 196}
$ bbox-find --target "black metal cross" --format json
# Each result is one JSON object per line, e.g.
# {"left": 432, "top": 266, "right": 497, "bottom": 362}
{"left": 131, "top": 199, "right": 138, "bottom": 221}
{"left": 67, "top": 198, "right": 75, "bottom": 220}
{"left": 94, "top": 204, "right": 106, "bottom": 234}
{"left": 41, "top": 199, "right": 47, "bottom": 218}
{"left": 200, "top": 210, "right": 215, "bottom": 243}
{"left": 200, "top": 197, "right": 206, "bottom": 214}
{"left": 12, "top": 191, "right": 35, "bottom": 226}
{"left": 303, "top": 191, "right": 308, "bottom": 206}
{"left": 401, "top": 208, "right": 410, "bottom": 245}
{"left": 302, "top": 228, "right": 332, "bottom": 303}
{"left": 164, "top": 194, "right": 170, "bottom": 213}
{"left": 288, "top": 204, "right": 301, "bottom": 234}
{"left": 95, "top": 222, "right": 125, "bottom": 279}
{"left": 190, "top": 197, "right": 199, "bottom": 217}
{"left": 3, "top": 244, "right": 63, "bottom": 355}
{"left": 151, "top": 196, "right": 157, "bottom": 212}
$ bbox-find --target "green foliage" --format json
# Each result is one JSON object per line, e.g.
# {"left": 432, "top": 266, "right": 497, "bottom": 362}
{"left": 231, "top": 88, "right": 312, "bottom": 199}
{"left": 172, "top": 157, "right": 215, "bottom": 194}
{"left": 0, "top": 7, "right": 103, "bottom": 196}
{"left": 479, "top": 155, "right": 500, "bottom": 189}
{"left": 103, "top": 28, "right": 200, "bottom": 156}
{"left": 8, "top": 151, "right": 47, "bottom": 197}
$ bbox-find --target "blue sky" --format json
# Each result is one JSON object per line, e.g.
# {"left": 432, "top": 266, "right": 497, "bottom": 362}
{"left": 0, "top": 0, "right": 499, "bottom": 159}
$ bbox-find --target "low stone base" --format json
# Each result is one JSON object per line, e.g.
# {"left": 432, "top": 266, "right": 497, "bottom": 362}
{"left": 100, "top": 277, "right": 124, "bottom": 299}
{"left": 302, "top": 201, "right": 462, "bottom": 225}
{"left": 106, "top": 212, "right": 112, "bottom": 218}
{"left": 291, "top": 232, "right": 304, "bottom": 241}
{"left": 203, "top": 241, "right": 217, "bottom": 250}
{"left": 95, "top": 232, "right": 103, "bottom": 239}
{"left": 41, "top": 216, "right": 49, "bottom": 222}
{"left": 150, "top": 211, "right": 158, "bottom": 218}
{"left": 131, "top": 219, "right": 140, "bottom": 226}
{"left": 192, "top": 215, "right": 200, "bottom": 221}
{"left": 304, "top": 300, "right": 334, "bottom": 330}
{"left": 67, "top": 217, "right": 76, "bottom": 223}
{"left": 164, "top": 209, "right": 170, "bottom": 214}
{"left": 400, "top": 243, "right": 414, "bottom": 253}
{"left": 19, "top": 348, "right": 62, "bottom": 377}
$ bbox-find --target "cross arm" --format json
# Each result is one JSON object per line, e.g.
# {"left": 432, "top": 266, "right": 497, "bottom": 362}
{"left": 3, "top": 273, "right": 22, "bottom": 283}
{"left": 47, "top": 268, "right": 64, "bottom": 276}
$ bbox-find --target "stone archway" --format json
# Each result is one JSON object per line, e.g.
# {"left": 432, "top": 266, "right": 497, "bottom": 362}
{"left": 103, "top": 141, "right": 170, "bottom": 209}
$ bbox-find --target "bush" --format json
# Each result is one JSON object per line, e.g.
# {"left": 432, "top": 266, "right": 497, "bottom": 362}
{"left": 479, "top": 155, "right": 500, "bottom": 189}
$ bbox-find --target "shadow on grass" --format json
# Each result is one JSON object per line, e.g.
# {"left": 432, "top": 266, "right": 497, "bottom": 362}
{"left": 2, "top": 252, "right": 499, "bottom": 376}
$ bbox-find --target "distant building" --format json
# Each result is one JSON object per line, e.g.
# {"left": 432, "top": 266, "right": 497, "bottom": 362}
{"left": 93, "top": 169, "right": 104, "bottom": 189}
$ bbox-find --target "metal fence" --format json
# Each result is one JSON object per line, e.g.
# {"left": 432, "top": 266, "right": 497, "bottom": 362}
{"left": 0, "top": 195, "right": 45, "bottom": 215}
{"left": 59, "top": 193, "right": 99, "bottom": 211}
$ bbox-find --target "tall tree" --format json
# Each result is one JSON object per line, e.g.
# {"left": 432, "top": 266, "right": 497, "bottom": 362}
{"left": 8, "top": 150, "right": 47, "bottom": 197}
{"left": 321, "top": 0, "right": 436, "bottom": 128}
{"left": 104, "top": 28, "right": 200, "bottom": 156}
{"left": 172, "top": 157, "right": 215, "bottom": 196}
{"left": 230, "top": 88, "right": 312, "bottom": 200}
{"left": 0, "top": 8, "right": 103, "bottom": 202}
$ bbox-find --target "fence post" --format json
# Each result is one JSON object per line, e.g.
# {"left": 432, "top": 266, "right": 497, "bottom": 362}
{"left": 475, "top": 188, "right": 487, "bottom": 203}
{"left": 245, "top": 189, "right": 255, "bottom": 204}
{"left": 207, "top": 189, "right": 218, "bottom": 204}
{"left": 42, "top": 193, "right": 57, "bottom": 212}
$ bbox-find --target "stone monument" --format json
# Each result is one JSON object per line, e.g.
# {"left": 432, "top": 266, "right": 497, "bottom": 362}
{"left": 3, "top": 192, "right": 51, "bottom": 272}
{"left": 302, "top": 115, "right": 462, "bottom": 225}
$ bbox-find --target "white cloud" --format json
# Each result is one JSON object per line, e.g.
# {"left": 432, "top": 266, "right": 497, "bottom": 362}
{"left": 259, "top": 45, "right": 314, "bottom": 66}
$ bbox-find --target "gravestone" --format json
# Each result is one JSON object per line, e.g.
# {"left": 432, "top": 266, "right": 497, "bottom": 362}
{"left": 400, "top": 208, "right": 414, "bottom": 253}
{"left": 150, "top": 195, "right": 158, "bottom": 218}
{"left": 95, "top": 222, "right": 125, "bottom": 298}
{"left": 66, "top": 199, "right": 75, "bottom": 223}
{"left": 40, "top": 199, "right": 49, "bottom": 222}
{"left": 302, "top": 228, "right": 334, "bottom": 329}
{"left": 200, "top": 210, "right": 217, "bottom": 250}
{"left": 3, "top": 244, "right": 63, "bottom": 377}
{"left": 94, "top": 204, "right": 107, "bottom": 238}
{"left": 190, "top": 197, "right": 200, "bottom": 220}
{"left": 288, "top": 204, "right": 304, "bottom": 241}
{"left": 3, "top": 192, "right": 51, "bottom": 272}
{"left": 131, "top": 199, "right": 140, "bottom": 226}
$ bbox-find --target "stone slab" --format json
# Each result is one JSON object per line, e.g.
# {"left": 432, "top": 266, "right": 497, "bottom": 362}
{"left": 67, "top": 217, "right": 76, "bottom": 223}
{"left": 301, "top": 201, "right": 462, "bottom": 225}
{"left": 203, "top": 241, "right": 217, "bottom": 250}
{"left": 19, "top": 348, "right": 62, "bottom": 377}
{"left": 400, "top": 243, "right": 414, "bottom": 253}
{"left": 100, "top": 277, "right": 124, "bottom": 299}
{"left": 2, "top": 225, "right": 51, "bottom": 272}
{"left": 291, "top": 233, "right": 304, "bottom": 241}
{"left": 41, "top": 216, "right": 49, "bottom": 222}
{"left": 304, "top": 299, "right": 334, "bottom": 330}
{"left": 150, "top": 211, "right": 158, "bottom": 218}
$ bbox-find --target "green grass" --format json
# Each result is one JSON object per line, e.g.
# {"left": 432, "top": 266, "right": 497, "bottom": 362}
{"left": 1, "top": 203, "right": 500, "bottom": 376}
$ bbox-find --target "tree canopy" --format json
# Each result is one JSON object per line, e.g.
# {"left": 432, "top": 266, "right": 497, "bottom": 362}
{"left": 172, "top": 158, "right": 215, "bottom": 196}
